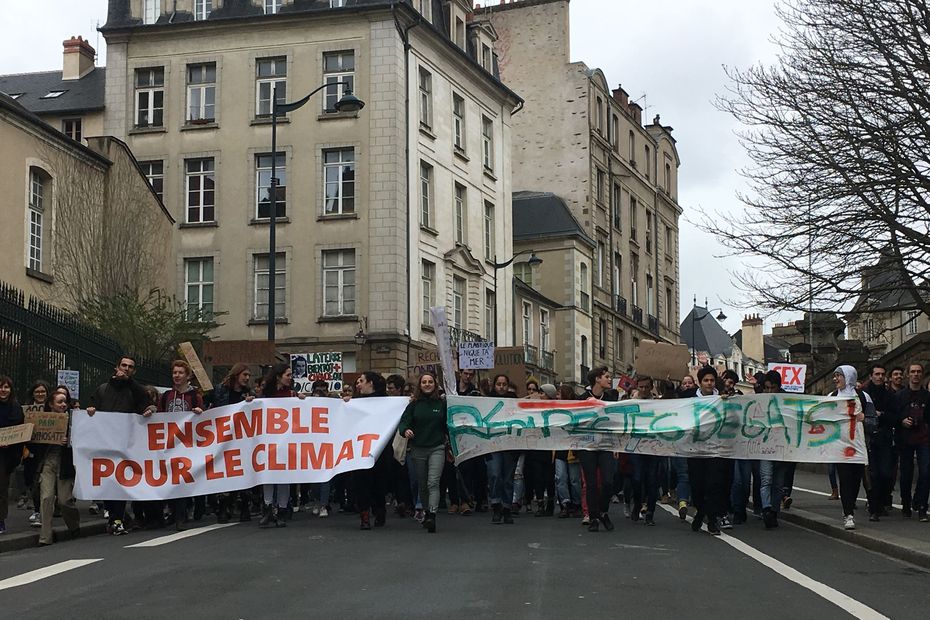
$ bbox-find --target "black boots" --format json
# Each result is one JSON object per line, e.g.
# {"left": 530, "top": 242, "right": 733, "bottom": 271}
{"left": 424, "top": 511, "right": 436, "bottom": 533}
{"left": 259, "top": 504, "right": 275, "bottom": 528}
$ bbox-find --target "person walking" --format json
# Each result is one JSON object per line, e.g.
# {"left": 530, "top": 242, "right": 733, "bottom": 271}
{"left": 209, "top": 363, "right": 256, "bottom": 522}
{"left": 35, "top": 391, "right": 81, "bottom": 545}
{"left": 485, "top": 374, "right": 519, "bottom": 525}
{"left": 399, "top": 372, "right": 447, "bottom": 533}
{"left": 258, "top": 363, "right": 302, "bottom": 528}
{"left": 829, "top": 365, "right": 870, "bottom": 530}
{"left": 579, "top": 367, "right": 618, "bottom": 532}
{"left": 0, "top": 376, "right": 25, "bottom": 534}
{"left": 352, "top": 372, "right": 392, "bottom": 530}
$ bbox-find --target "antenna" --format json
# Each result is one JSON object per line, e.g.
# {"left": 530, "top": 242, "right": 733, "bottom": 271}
{"left": 633, "top": 93, "right": 651, "bottom": 117}
{"left": 94, "top": 19, "right": 101, "bottom": 64}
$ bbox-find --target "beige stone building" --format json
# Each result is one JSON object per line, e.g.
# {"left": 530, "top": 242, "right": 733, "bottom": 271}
{"left": 475, "top": 0, "right": 682, "bottom": 384}
{"left": 0, "top": 92, "right": 173, "bottom": 308}
{"left": 97, "top": 0, "right": 521, "bottom": 376}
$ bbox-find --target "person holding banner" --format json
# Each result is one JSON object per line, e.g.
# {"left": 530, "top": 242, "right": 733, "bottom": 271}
{"left": 486, "top": 374, "right": 520, "bottom": 525}
{"left": 630, "top": 376, "right": 660, "bottom": 527}
{"left": 0, "top": 376, "right": 25, "bottom": 534}
{"left": 353, "top": 371, "right": 391, "bottom": 530}
{"left": 257, "top": 363, "right": 303, "bottom": 528}
{"left": 579, "top": 367, "right": 618, "bottom": 533}
{"left": 829, "top": 365, "right": 869, "bottom": 530}
{"left": 210, "top": 364, "right": 256, "bottom": 522}
{"left": 36, "top": 392, "right": 80, "bottom": 545}
{"left": 399, "top": 372, "right": 447, "bottom": 533}
{"left": 688, "top": 366, "right": 731, "bottom": 536}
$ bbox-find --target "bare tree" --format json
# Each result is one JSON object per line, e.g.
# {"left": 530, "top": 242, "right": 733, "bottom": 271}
{"left": 709, "top": 0, "right": 930, "bottom": 326}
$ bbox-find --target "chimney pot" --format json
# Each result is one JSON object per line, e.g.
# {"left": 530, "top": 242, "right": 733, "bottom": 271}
{"left": 62, "top": 35, "right": 96, "bottom": 80}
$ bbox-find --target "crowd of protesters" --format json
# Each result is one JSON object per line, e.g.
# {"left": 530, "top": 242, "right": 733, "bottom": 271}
{"left": 1, "top": 354, "right": 928, "bottom": 544}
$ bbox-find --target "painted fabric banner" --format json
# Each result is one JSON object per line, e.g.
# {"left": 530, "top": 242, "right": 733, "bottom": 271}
{"left": 447, "top": 394, "right": 868, "bottom": 464}
{"left": 71, "top": 397, "right": 407, "bottom": 501}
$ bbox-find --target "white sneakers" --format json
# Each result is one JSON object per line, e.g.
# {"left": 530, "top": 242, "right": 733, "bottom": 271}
{"left": 318, "top": 506, "right": 329, "bottom": 518}
{"left": 843, "top": 515, "right": 856, "bottom": 530}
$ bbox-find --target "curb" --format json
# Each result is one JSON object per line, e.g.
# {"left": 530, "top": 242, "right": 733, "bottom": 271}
{"left": 781, "top": 508, "right": 930, "bottom": 570}
{"left": 0, "top": 519, "right": 108, "bottom": 554}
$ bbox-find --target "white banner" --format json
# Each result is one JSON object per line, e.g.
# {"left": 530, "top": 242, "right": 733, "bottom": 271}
{"left": 767, "top": 363, "right": 807, "bottom": 393}
{"left": 447, "top": 393, "right": 867, "bottom": 464}
{"left": 71, "top": 397, "right": 406, "bottom": 501}
{"left": 459, "top": 341, "right": 496, "bottom": 370}
{"left": 429, "top": 306, "right": 458, "bottom": 396}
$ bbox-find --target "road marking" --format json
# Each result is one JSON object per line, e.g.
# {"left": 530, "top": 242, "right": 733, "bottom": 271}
{"left": 793, "top": 486, "right": 903, "bottom": 510}
{"left": 658, "top": 505, "right": 889, "bottom": 620}
{"left": 0, "top": 559, "right": 103, "bottom": 591}
{"left": 124, "top": 523, "right": 237, "bottom": 548}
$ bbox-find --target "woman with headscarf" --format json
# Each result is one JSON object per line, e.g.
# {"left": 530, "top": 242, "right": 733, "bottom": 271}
{"left": 828, "top": 365, "right": 870, "bottom": 530}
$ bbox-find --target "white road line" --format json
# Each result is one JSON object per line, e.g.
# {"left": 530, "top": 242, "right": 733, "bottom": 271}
{"left": 658, "top": 504, "right": 889, "bottom": 620}
{"left": 124, "top": 523, "right": 238, "bottom": 548}
{"left": 0, "top": 559, "right": 103, "bottom": 591}
{"left": 792, "top": 486, "right": 903, "bottom": 510}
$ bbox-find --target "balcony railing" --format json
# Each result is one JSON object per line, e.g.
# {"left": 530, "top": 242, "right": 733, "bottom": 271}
{"left": 540, "top": 349, "right": 554, "bottom": 371}
{"left": 632, "top": 305, "right": 643, "bottom": 326}
{"left": 648, "top": 314, "right": 659, "bottom": 335}
{"left": 615, "top": 295, "right": 627, "bottom": 316}
{"left": 524, "top": 343, "right": 539, "bottom": 366}
{"left": 450, "top": 326, "right": 486, "bottom": 349}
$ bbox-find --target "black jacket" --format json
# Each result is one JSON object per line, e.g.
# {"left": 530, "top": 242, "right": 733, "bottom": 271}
{"left": 90, "top": 377, "right": 152, "bottom": 414}
{"left": 0, "top": 400, "right": 24, "bottom": 469}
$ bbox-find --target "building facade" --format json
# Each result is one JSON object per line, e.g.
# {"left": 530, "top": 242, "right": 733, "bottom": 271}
{"left": 474, "top": 0, "right": 682, "bottom": 383}
{"left": 99, "top": 0, "right": 521, "bottom": 376}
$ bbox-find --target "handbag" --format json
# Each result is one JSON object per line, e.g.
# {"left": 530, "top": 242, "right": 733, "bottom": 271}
{"left": 392, "top": 430, "right": 409, "bottom": 465}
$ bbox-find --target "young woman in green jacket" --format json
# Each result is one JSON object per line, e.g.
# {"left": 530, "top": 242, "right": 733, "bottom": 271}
{"left": 398, "top": 372, "right": 447, "bottom": 533}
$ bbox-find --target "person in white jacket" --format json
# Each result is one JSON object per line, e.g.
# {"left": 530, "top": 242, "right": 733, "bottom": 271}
{"left": 829, "top": 365, "right": 871, "bottom": 530}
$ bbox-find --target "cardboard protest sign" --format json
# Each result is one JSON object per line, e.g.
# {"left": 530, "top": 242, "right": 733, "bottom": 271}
{"left": 292, "top": 352, "right": 343, "bottom": 394}
{"left": 0, "top": 423, "right": 34, "bottom": 446}
{"left": 179, "top": 341, "right": 213, "bottom": 392}
{"left": 767, "top": 363, "right": 807, "bottom": 393}
{"left": 633, "top": 340, "right": 691, "bottom": 380}
{"left": 24, "top": 411, "right": 69, "bottom": 445}
{"left": 488, "top": 347, "right": 529, "bottom": 397}
{"left": 57, "top": 370, "right": 80, "bottom": 401}
{"left": 71, "top": 397, "right": 406, "bottom": 501}
{"left": 458, "top": 341, "right": 495, "bottom": 370}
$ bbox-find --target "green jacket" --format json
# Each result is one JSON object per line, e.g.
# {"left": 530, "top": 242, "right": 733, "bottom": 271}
{"left": 398, "top": 397, "right": 447, "bottom": 448}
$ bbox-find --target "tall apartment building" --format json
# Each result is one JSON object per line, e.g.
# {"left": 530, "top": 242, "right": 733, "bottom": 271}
{"left": 98, "top": 0, "right": 521, "bottom": 375}
{"left": 475, "top": 0, "right": 682, "bottom": 382}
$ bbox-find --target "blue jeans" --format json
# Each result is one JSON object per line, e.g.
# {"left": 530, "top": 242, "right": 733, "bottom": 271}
{"left": 631, "top": 454, "right": 660, "bottom": 514}
{"left": 554, "top": 459, "right": 582, "bottom": 505}
{"left": 314, "top": 481, "right": 331, "bottom": 507}
{"left": 411, "top": 444, "right": 445, "bottom": 512}
{"left": 759, "top": 461, "right": 786, "bottom": 512}
{"left": 730, "top": 459, "right": 753, "bottom": 516}
{"left": 672, "top": 457, "right": 690, "bottom": 503}
{"left": 485, "top": 451, "right": 518, "bottom": 507}
{"left": 828, "top": 463, "right": 838, "bottom": 490}
{"left": 899, "top": 444, "right": 930, "bottom": 511}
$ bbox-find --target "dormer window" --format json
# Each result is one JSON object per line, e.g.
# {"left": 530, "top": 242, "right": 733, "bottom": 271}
{"left": 41, "top": 90, "right": 66, "bottom": 99}
{"left": 9, "top": 93, "right": 23, "bottom": 99}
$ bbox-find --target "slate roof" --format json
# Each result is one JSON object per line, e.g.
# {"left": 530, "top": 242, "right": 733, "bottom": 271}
{"left": 0, "top": 92, "right": 109, "bottom": 165}
{"left": 680, "top": 306, "right": 734, "bottom": 358}
{"left": 512, "top": 191, "right": 595, "bottom": 246}
{"left": 850, "top": 257, "right": 927, "bottom": 312}
{"left": 0, "top": 68, "right": 106, "bottom": 116}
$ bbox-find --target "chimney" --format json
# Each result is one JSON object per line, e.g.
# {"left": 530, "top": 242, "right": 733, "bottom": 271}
{"left": 741, "top": 314, "right": 765, "bottom": 363}
{"left": 628, "top": 101, "right": 643, "bottom": 126}
{"left": 63, "top": 36, "right": 96, "bottom": 81}
{"left": 611, "top": 84, "right": 629, "bottom": 107}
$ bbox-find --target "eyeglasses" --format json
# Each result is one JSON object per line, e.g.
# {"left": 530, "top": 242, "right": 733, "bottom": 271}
{"left": 527, "top": 387, "right": 538, "bottom": 392}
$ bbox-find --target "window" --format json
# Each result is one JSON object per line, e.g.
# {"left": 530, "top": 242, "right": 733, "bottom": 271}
{"left": 595, "top": 97, "right": 603, "bottom": 132}
{"left": 41, "top": 90, "right": 66, "bottom": 99}
{"left": 61, "top": 118, "right": 82, "bottom": 142}
{"left": 613, "top": 252, "right": 622, "bottom": 296}
{"left": 481, "top": 43, "right": 492, "bottom": 70}
{"left": 255, "top": 153, "right": 286, "bottom": 219}
{"left": 514, "top": 262, "right": 534, "bottom": 287}
{"left": 185, "top": 258, "right": 214, "bottom": 319}
{"left": 646, "top": 274, "right": 655, "bottom": 315}
{"left": 419, "top": 161, "right": 433, "bottom": 228}
{"left": 186, "top": 63, "right": 216, "bottom": 122}
{"left": 194, "top": 0, "right": 211, "bottom": 20}
{"left": 630, "top": 253, "right": 639, "bottom": 306}
{"left": 665, "top": 226, "right": 673, "bottom": 256}
{"left": 666, "top": 287, "right": 673, "bottom": 323}
{"left": 904, "top": 310, "right": 920, "bottom": 337}
{"left": 540, "top": 308, "right": 550, "bottom": 352}
{"left": 330, "top": 0, "right": 347, "bottom": 7}
{"left": 264, "top": 0, "right": 281, "bottom": 14}
{"left": 611, "top": 114, "right": 619, "bottom": 149}
{"left": 665, "top": 162, "right": 672, "bottom": 194}
{"left": 323, "top": 51, "right": 354, "bottom": 113}
{"left": 453, "top": 93, "right": 466, "bottom": 152}
{"left": 452, "top": 276, "right": 465, "bottom": 330}
{"left": 253, "top": 253, "right": 286, "bottom": 320}
{"left": 630, "top": 196, "right": 638, "bottom": 241}
{"left": 485, "top": 289, "right": 496, "bottom": 340}
{"left": 580, "top": 262, "right": 590, "bottom": 312}
{"left": 596, "top": 241, "right": 605, "bottom": 288}
{"left": 135, "top": 67, "right": 164, "bottom": 127}
{"left": 454, "top": 183, "right": 466, "bottom": 244}
{"left": 483, "top": 201, "right": 495, "bottom": 261}
{"left": 421, "top": 260, "right": 435, "bottom": 326}
{"left": 139, "top": 160, "right": 164, "bottom": 202}
{"left": 418, "top": 67, "right": 432, "bottom": 128}
{"left": 482, "top": 116, "right": 494, "bottom": 171}
{"left": 143, "top": 0, "right": 160, "bottom": 24}
{"left": 455, "top": 17, "right": 466, "bottom": 48}
{"left": 323, "top": 148, "right": 355, "bottom": 215}
{"left": 323, "top": 250, "right": 356, "bottom": 316}
{"left": 27, "top": 168, "right": 48, "bottom": 272}
{"left": 256, "top": 57, "right": 286, "bottom": 117}
{"left": 581, "top": 335, "right": 588, "bottom": 369}
{"left": 599, "top": 319, "right": 607, "bottom": 359}
{"left": 612, "top": 184, "right": 622, "bottom": 230}
{"left": 418, "top": 0, "right": 431, "bottom": 19}
{"left": 522, "top": 302, "right": 532, "bottom": 346}
{"left": 644, "top": 145, "right": 651, "bottom": 180}
{"left": 595, "top": 169, "right": 605, "bottom": 203}
{"left": 615, "top": 328, "right": 625, "bottom": 363}
{"left": 185, "top": 158, "right": 215, "bottom": 223}
{"left": 645, "top": 211, "right": 653, "bottom": 254}
{"left": 629, "top": 130, "right": 636, "bottom": 164}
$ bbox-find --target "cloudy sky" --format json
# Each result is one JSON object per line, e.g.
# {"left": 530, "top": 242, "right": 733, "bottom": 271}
{"left": 0, "top": 0, "right": 787, "bottom": 335}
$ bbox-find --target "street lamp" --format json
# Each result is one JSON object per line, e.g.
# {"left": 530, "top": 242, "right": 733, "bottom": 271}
{"left": 266, "top": 83, "right": 365, "bottom": 341}
{"left": 490, "top": 250, "right": 543, "bottom": 344}
{"left": 689, "top": 295, "right": 727, "bottom": 366}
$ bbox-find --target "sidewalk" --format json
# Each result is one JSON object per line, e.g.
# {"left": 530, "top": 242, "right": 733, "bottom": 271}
{"left": 784, "top": 468, "right": 930, "bottom": 569}
{"left": 1, "top": 499, "right": 107, "bottom": 553}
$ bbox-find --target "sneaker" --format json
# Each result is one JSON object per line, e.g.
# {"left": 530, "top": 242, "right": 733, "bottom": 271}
{"left": 782, "top": 496, "right": 793, "bottom": 511}
{"left": 719, "top": 515, "right": 733, "bottom": 530}
{"left": 919, "top": 510, "right": 928, "bottom": 523}
{"left": 448, "top": 504, "right": 459, "bottom": 515}
{"left": 644, "top": 512, "right": 656, "bottom": 526}
{"left": 558, "top": 504, "right": 570, "bottom": 519}
{"left": 587, "top": 519, "right": 599, "bottom": 532}
{"left": 360, "top": 511, "right": 371, "bottom": 530}
{"left": 678, "top": 500, "right": 688, "bottom": 520}
{"left": 292, "top": 504, "right": 300, "bottom": 513}
{"left": 707, "top": 519, "right": 721, "bottom": 536}
{"left": 623, "top": 503, "right": 631, "bottom": 518}
{"left": 491, "top": 506, "right": 502, "bottom": 525}
{"left": 111, "top": 520, "right": 128, "bottom": 536}
{"left": 691, "top": 512, "right": 704, "bottom": 532}
{"left": 843, "top": 515, "right": 855, "bottom": 530}
{"left": 459, "top": 504, "right": 473, "bottom": 515}
{"left": 414, "top": 509, "right": 426, "bottom": 523}
{"left": 88, "top": 503, "right": 100, "bottom": 516}
{"left": 732, "top": 511, "right": 747, "bottom": 525}
{"left": 599, "top": 513, "right": 614, "bottom": 531}
{"left": 29, "top": 511, "right": 40, "bottom": 524}
{"left": 103, "top": 510, "right": 110, "bottom": 520}
{"left": 868, "top": 513, "right": 880, "bottom": 522}
{"left": 828, "top": 489, "right": 839, "bottom": 500}
{"left": 319, "top": 506, "right": 329, "bottom": 518}
{"left": 903, "top": 508, "right": 913, "bottom": 519}
{"left": 502, "top": 508, "right": 514, "bottom": 525}
{"left": 16, "top": 497, "right": 28, "bottom": 510}
{"left": 312, "top": 505, "right": 320, "bottom": 516}
{"left": 581, "top": 514, "right": 590, "bottom": 525}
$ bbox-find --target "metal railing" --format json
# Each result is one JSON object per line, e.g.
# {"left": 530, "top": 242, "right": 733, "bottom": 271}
{"left": 632, "top": 305, "right": 644, "bottom": 326}
{"left": 615, "top": 295, "right": 627, "bottom": 316}
{"left": 449, "top": 326, "right": 486, "bottom": 349}
{"left": 540, "top": 349, "right": 554, "bottom": 371}
{"left": 524, "top": 344, "right": 539, "bottom": 366}
{"left": 648, "top": 314, "right": 659, "bottom": 335}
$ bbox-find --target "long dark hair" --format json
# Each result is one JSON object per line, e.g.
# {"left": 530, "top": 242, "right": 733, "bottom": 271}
{"left": 413, "top": 372, "right": 441, "bottom": 401}
{"left": 361, "top": 371, "right": 387, "bottom": 396}
{"left": 261, "top": 363, "right": 290, "bottom": 397}
{"left": 0, "top": 375, "right": 17, "bottom": 404}
{"left": 223, "top": 363, "right": 251, "bottom": 390}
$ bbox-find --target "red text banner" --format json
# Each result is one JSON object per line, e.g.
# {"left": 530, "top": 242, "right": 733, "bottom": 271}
{"left": 71, "top": 397, "right": 406, "bottom": 501}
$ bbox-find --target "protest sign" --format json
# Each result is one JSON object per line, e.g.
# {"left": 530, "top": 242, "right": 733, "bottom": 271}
{"left": 488, "top": 347, "right": 528, "bottom": 396}
{"left": 22, "top": 404, "right": 45, "bottom": 415}
{"left": 0, "top": 423, "right": 33, "bottom": 446}
{"left": 57, "top": 370, "right": 80, "bottom": 401}
{"left": 24, "top": 411, "right": 69, "bottom": 445}
{"left": 459, "top": 341, "right": 495, "bottom": 370}
{"left": 768, "top": 363, "right": 807, "bottom": 393}
{"left": 179, "top": 341, "right": 213, "bottom": 392}
{"left": 634, "top": 340, "right": 691, "bottom": 380}
{"left": 407, "top": 348, "right": 442, "bottom": 380}
{"left": 71, "top": 396, "right": 407, "bottom": 501}
{"left": 430, "top": 306, "right": 459, "bottom": 396}
{"left": 292, "top": 352, "right": 343, "bottom": 394}
{"left": 447, "top": 393, "right": 867, "bottom": 464}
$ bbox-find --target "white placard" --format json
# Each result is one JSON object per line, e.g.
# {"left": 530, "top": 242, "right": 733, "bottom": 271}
{"left": 458, "top": 341, "right": 495, "bottom": 370}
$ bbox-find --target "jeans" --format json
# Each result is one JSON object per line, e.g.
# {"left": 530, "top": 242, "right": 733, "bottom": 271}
{"left": 314, "top": 481, "right": 331, "bottom": 507}
{"left": 554, "top": 459, "right": 582, "bottom": 506}
{"left": 411, "top": 444, "right": 445, "bottom": 512}
{"left": 672, "top": 457, "right": 690, "bottom": 503}
{"left": 631, "top": 454, "right": 660, "bottom": 515}
{"left": 485, "top": 451, "right": 518, "bottom": 507}
{"left": 37, "top": 448, "right": 80, "bottom": 544}
{"left": 406, "top": 457, "right": 422, "bottom": 509}
{"left": 263, "top": 484, "right": 290, "bottom": 509}
{"left": 579, "top": 451, "right": 617, "bottom": 516}
{"left": 866, "top": 431, "right": 895, "bottom": 514}
{"left": 759, "top": 461, "right": 787, "bottom": 512}
{"left": 731, "top": 459, "right": 753, "bottom": 516}
{"left": 899, "top": 444, "right": 930, "bottom": 512}
{"left": 512, "top": 453, "right": 526, "bottom": 505}
{"left": 828, "top": 463, "right": 838, "bottom": 491}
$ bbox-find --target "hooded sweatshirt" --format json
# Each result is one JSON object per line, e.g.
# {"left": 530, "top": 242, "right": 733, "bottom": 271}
{"left": 831, "top": 365, "right": 875, "bottom": 426}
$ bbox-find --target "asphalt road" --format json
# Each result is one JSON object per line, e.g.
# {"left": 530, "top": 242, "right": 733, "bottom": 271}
{"left": 1, "top": 506, "right": 925, "bottom": 620}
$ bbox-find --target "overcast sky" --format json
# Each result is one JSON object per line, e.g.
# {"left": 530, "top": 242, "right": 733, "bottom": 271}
{"left": 0, "top": 0, "right": 788, "bottom": 336}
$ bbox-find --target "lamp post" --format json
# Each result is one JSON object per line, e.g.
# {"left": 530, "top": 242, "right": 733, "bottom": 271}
{"left": 689, "top": 294, "right": 727, "bottom": 366}
{"left": 266, "top": 83, "right": 365, "bottom": 341}
{"left": 490, "top": 250, "right": 543, "bottom": 345}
